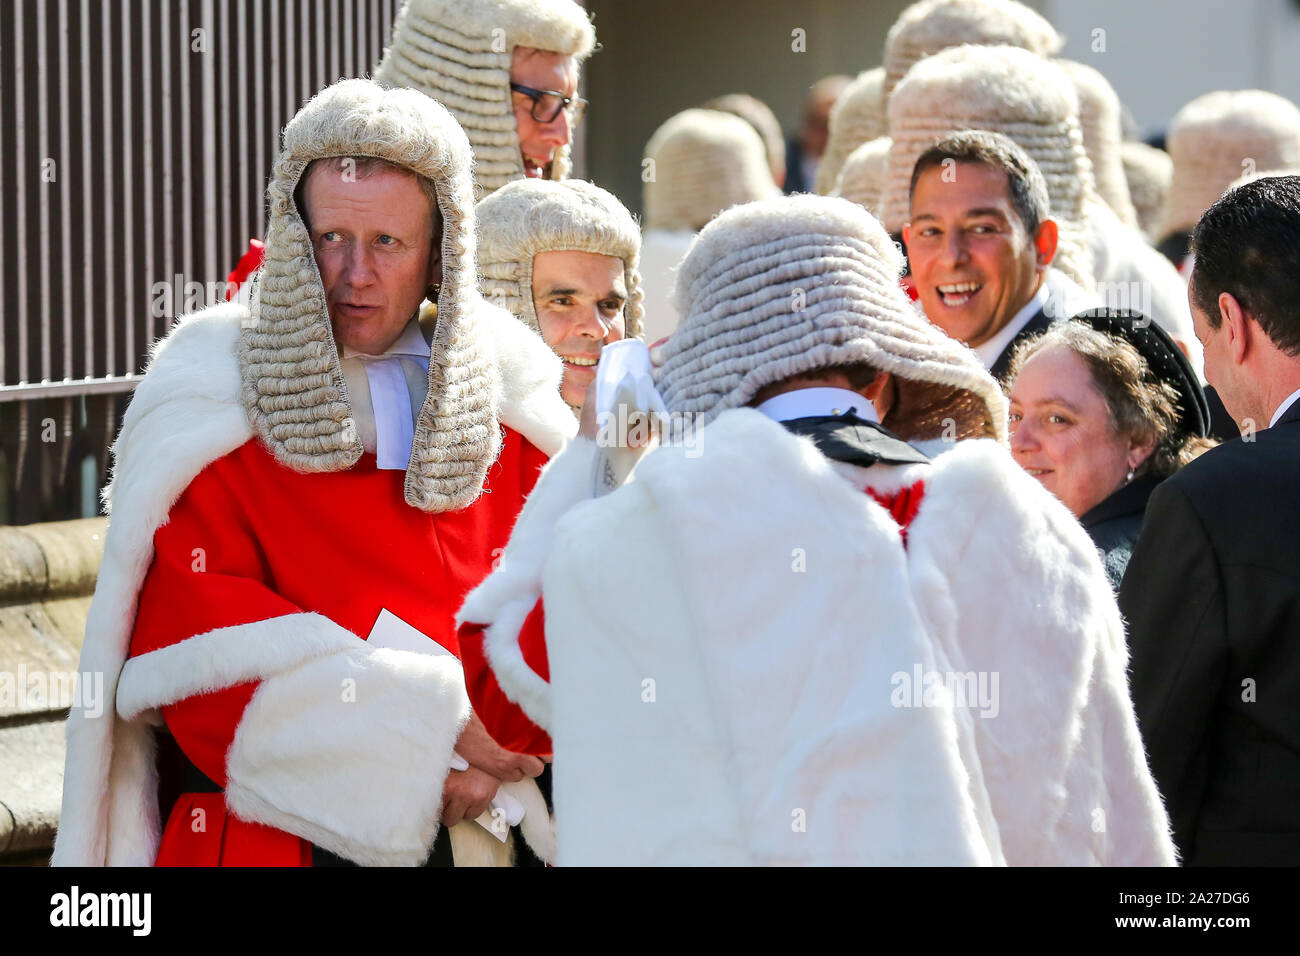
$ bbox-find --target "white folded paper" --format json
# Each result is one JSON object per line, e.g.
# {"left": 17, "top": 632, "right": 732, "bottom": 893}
{"left": 594, "top": 338, "right": 670, "bottom": 422}
{"left": 591, "top": 339, "right": 669, "bottom": 496}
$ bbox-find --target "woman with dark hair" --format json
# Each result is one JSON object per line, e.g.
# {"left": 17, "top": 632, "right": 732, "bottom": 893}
{"left": 1005, "top": 308, "right": 1214, "bottom": 587}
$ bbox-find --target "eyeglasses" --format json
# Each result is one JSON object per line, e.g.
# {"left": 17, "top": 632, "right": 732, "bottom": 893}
{"left": 510, "top": 82, "right": 588, "bottom": 126}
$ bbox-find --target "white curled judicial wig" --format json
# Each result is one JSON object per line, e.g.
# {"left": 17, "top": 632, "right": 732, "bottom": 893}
{"left": 882, "top": 0, "right": 1061, "bottom": 101}
{"left": 241, "top": 78, "right": 500, "bottom": 513}
{"left": 1121, "top": 141, "right": 1174, "bottom": 241}
{"left": 701, "top": 92, "right": 788, "bottom": 186}
{"left": 375, "top": 0, "right": 596, "bottom": 196}
{"left": 642, "top": 109, "right": 781, "bottom": 232}
{"left": 832, "top": 135, "right": 892, "bottom": 216}
{"left": 883, "top": 44, "right": 1096, "bottom": 292}
{"left": 654, "top": 194, "right": 1008, "bottom": 443}
{"left": 1057, "top": 58, "right": 1139, "bottom": 228}
{"left": 1224, "top": 165, "right": 1300, "bottom": 196}
{"left": 1159, "top": 90, "right": 1300, "bottom": 240}
{"left": 814, "top": 67, "right": 887, "bottom": 195}
{"left": 477, "top": 178, "right": 645, "bottom": 339}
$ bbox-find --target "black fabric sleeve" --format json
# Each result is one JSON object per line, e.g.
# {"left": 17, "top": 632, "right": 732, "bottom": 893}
{"left": 1118, "top": 479, "right": 1229, "bottom": 862}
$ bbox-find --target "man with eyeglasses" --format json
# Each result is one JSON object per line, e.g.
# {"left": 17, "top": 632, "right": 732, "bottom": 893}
{"left": 510, "top": 57, "right": 587, "bottom": 182}
{"left": 378, "top": 0, "right": 595, "bottom": 197}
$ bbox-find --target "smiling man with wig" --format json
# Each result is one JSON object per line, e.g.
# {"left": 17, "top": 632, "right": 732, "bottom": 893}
{"left": 478, "top": 178, "right": 645, "bottom": 412}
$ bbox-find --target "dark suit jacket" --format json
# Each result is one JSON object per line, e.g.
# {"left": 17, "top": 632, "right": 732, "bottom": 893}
{"left": 784, "top": 138, "right": 809, "bottom": 194}
{"left": 1082, "top": 473, "right": 1161, "bottom": 591}
{"left": 1204, "top": 385, "right": 1241, "bottom": 443}
{"left": 1119, "top": 399, "right": 1300, "bottom": 865}
{"left": 989, "top": 305, "right": 1055, "bottom": 383}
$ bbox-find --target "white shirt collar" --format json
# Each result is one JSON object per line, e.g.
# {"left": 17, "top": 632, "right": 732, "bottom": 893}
{"left": 973, "top": 280, "right": 1050, "bottom": 370}
{"left": 755, "top": 387, "right": 880, "bottom": 424}
{"left": 340, "top": 318, "right": 432, "bottom": 470}
{"left": 1269, "top": 386, "right": 1300, "bottom": 428}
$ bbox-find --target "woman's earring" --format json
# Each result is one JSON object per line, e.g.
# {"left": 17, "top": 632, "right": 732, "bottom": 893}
{"left": 426, "top": 283, "right": 441, "bottom": 302}
{"left": 1126, "top": 467, "right": 1135, "bottom": 483}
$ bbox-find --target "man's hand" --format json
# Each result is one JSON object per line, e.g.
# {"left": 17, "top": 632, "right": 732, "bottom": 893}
{"left": 456, "top": 711, "right": 545, "bottom": 782}
{"left": 578, "top": 389, "right": 656, "bottom": 448}
{"left": 440, "top": 765, "right": 500, "bottom": 827}
{"left": 578, "top": 389, "right": 599, "bottom": 441}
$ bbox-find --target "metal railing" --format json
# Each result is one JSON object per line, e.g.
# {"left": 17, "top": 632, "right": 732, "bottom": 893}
{"left": 0, "top": 0, "right": 402, "bottom": 523}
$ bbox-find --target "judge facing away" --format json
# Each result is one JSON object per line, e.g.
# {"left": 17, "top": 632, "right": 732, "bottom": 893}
{"left": 457, "top": 195, "right": 1176, "bottom": 866}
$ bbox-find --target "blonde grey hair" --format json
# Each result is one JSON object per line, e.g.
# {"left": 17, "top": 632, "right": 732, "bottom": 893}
{"left": 297, "top": 156, "right": 443, "bottom": 235}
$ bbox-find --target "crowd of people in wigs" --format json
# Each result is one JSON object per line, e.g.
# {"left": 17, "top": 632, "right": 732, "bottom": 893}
{"left": 53, "top": 0, "right": 1300, "bottom": 867}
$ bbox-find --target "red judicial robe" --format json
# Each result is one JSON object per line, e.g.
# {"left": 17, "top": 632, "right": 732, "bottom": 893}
{"left": 132, "top": 429, "right": 548, "bottom": 865}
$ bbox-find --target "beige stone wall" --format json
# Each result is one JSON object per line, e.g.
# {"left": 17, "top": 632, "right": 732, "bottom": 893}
{"left": 0, "top": 518, "right": 105, "bottom": 863}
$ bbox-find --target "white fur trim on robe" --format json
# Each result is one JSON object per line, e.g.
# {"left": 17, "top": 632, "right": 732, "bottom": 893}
{"left": 826, "top": 455, "right": 1006, "bottom": 857}
{"left": 458, "top": 436, "right": 600, "bottom": 733}
{"left": 115, "top": 614, "right": 471, "bottom": 866}
{"left": 466, "top": 409, "right": 1176, "bottom": 865}
{"left": 54, "top": 304, "right": 253, "bottom": 867}
{"left": 475, "top": 301, "right": 577, "bottom": 454}
{"left": 468, "top": 411, "right": 995, "bottom": 865}
{"left": 54, "top": 298, "right": 571, "bottom": 867}
{"left": 904, "top": 438, "right": 1177, "bottom": 865}
{"left": 225, "top": 644, "right": 469, "bottom": 866}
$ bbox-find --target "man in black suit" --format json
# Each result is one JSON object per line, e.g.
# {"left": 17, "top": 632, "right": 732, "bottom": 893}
{"left": 903, "top": 131, "right": 1094, "bottom": 382}
{"left": 1119, "top": 175, "right": 1300, "bottom": 866}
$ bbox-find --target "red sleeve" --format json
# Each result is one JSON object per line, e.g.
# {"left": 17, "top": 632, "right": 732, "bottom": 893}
{"left": 130, "top": 453, "right": 303, "bottom": 787}
{"left": 457, "top": 434, "right": 557, "bottom": 755}
{"left": 458, "top": 598, "right": 552, "bottom": 756}
{"left": 519, "top": 435, "right": 550, "bottom": 496}
{"left": 225, "top": 238, "right": 265, "bottom": 299}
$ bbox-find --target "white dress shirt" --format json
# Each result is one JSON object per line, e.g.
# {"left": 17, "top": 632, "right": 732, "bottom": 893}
{"left": 973, "top": 282, "right": 1050, "bottom": 370}
{"left": 1269, "top": 386, "right": 1300, "bottom": 428}
{"left": 755, "top": 387, "right": 880, "bottom": 424}
{"left": 339, "top": 317, "right": 431, "bottom": 470}
{"left": 970, "top": 269, "right": 1100, "bottom": 371}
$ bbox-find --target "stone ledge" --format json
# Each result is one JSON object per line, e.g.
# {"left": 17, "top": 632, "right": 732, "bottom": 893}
{"left": 0, "top": 717, "right": 67, "bottom": 858}
{"left": 0, "top": 518, "right": 106, "bottom": 604}
{"left": 0, "top": 517, "right": 106, "bottom": 863}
